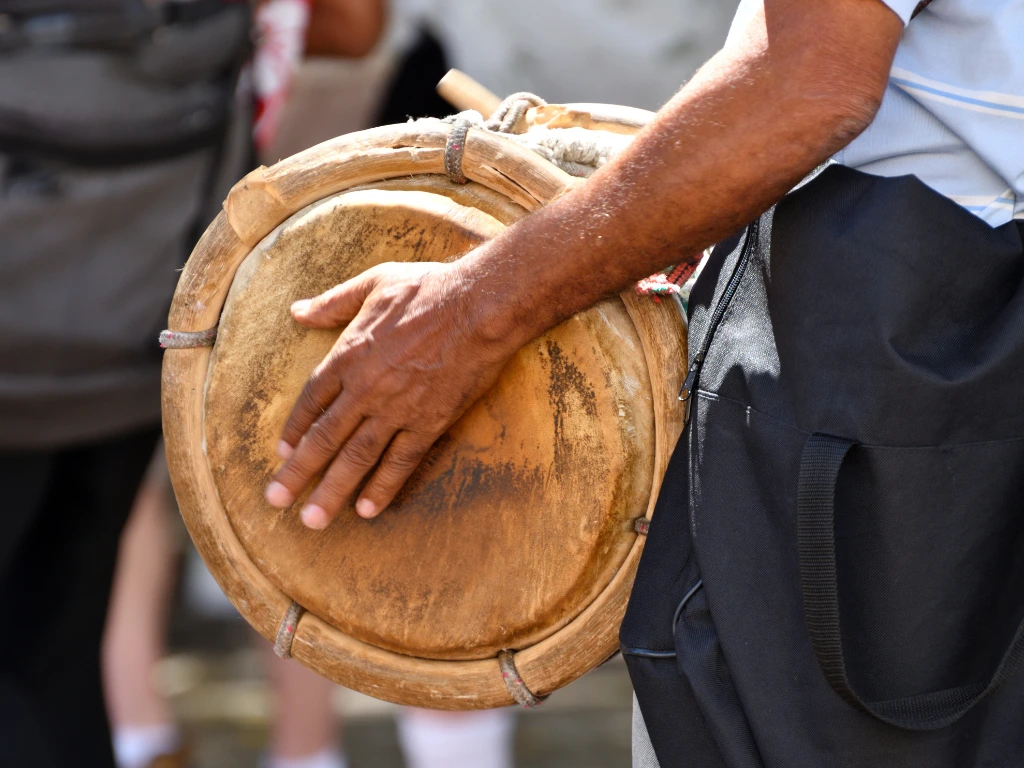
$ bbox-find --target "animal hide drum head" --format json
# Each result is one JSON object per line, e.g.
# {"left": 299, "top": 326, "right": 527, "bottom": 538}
{"left": 164, "top": 116, "right": 685, "bottom": 708}
{"left": 204, "top": 183, "right": 655, "bottom": 660}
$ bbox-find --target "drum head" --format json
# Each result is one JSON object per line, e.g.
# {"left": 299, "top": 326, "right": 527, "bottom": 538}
{"left": 204, "top": 184, "right": 656, "bottom": 660}
{"left": 165, "top": 120, "right": 688, "bottom": 707}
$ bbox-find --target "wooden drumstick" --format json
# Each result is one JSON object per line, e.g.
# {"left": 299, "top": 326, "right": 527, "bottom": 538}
{"left": 436, "top": 69, "right": 502, "bottom": 116}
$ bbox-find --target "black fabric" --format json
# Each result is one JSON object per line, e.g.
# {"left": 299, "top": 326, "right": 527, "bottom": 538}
{"left": 0, "top": 426, "right": 160, "bottom": 768}
{"left": 797, "top": 433, "right": 1024, "bottom": 730}
{"left": 372, "top": 28, "right": 453, "bottom": 126}
{"left": 622, "top": 165, "right": 1024, "bottom": 766}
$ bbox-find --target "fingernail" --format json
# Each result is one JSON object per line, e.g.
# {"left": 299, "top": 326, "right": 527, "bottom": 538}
{"left": 301, "top": 504, "right": 330, "bottom": 529}
{"left": 276, "top": 440, "right": 294, "bottom": 460}
{"left": 356, "top": 498, "right": 379, "bottom": 519}
{"left": 290, "top": 299, "right": 312, "bottom": 314}
{"left": 265, "top": 481, "right": 294, "bottom": 508}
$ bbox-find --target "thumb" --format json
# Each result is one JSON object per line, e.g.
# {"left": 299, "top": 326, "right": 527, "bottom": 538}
{"left": 291, "top": 269, "right": 377, "bottom": 329}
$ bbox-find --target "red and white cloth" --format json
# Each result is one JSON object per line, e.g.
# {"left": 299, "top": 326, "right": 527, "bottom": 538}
{"left": 252, "top": 0, "right": 312, "bottom": 152}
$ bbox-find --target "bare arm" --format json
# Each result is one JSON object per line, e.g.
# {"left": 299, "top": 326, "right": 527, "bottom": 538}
{"left": 305, "top": 0, "right": 385, "bottom": 58}
{"left": 456, "top": 0, "right": 901, "bottom": 349}
{"left": 266, "top": 0, "right": 904, "bottom": 528}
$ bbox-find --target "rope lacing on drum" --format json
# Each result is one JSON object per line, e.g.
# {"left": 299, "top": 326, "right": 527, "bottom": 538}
{"left": 274, "top": 600, "right": 306, "bottom": 659}
{"left": 498, "top": 650, "right": 546, "bottom": 708}
{"left": 436, "top": 92, "right": 632, "bottom": 182}
{"left": 486, "top": 91, "right": 547, "bottom": 133}
{"left": 158, "top": 326, "right": 218, "bottom": 348}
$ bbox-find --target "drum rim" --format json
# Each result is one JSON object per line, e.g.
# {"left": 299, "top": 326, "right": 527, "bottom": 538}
{"left": 162, "top": 118, "right": 686, "bottom": 709}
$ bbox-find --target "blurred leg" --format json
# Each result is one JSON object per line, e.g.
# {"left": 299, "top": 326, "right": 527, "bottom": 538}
{"left": 262, "top": 642, "right": 347, "bottom": 768}
{"left": 103, "top": 452, "right": 183, "bottom": 767}
{"left": 0, "top": 426, "right": 161, "bottom": 768}
{"left": 396, "top": 708, "right": 515, "bottom": 768}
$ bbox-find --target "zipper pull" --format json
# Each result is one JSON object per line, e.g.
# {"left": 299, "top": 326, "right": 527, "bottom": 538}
{"left": 678, "top": 352, "right": 704, "bottom": 402}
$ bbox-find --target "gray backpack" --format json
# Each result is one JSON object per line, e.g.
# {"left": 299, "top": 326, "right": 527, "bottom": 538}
{"left": 0, "top": 0, "right": 251, "bottom": 449}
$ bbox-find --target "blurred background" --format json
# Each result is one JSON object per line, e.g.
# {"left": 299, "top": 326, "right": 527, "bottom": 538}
{"left": 0, "top": 1, "right": 738, "bottom": 766}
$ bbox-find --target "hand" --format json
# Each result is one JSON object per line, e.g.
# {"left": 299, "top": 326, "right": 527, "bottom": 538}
{"left": 263, "top": 260, "right": 515, "bottom": 528}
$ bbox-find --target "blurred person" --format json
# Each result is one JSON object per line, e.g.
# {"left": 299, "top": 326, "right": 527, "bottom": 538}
{"left": 396, "top": 709, "right": 514, "bottom": 768}
{"left": 105, "top": 6, "right": 517, "bottom": 768}
{"left": 249, "top": 6, "right": 522, "bottom": 767}
{"left": 254, "top": 0, "right": 385, "bottom": 152}
{"left": 261, "top": 644, "right": 347, "bottom": 768}
{"left": 96, "top": 3, "right": 380, "bottom": 768}
{"left": 389, "top": 0, "right": 740, "bottom": 113}
{"left": 0, "top": 1, "right": 252, "bottom": 766}
{"left": 104, "top": 458, "right": 349, "bottom": 768}
{"left": 367, "top": 4, "right": 741, "bottom": 764}
{"left": 103, "top": 452, "right": 183, "bottom": 768}
{"left": 104, "top": 464, "right": 513, "bottom": 768}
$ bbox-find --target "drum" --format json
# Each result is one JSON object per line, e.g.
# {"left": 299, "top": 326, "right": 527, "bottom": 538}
{"left": 162, "top": 104, "right": 688, "bottom": 709}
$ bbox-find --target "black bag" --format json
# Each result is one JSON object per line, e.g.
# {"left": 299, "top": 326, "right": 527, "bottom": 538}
{"left": 621, "top": 165, "right": 1024, "bottom": 767}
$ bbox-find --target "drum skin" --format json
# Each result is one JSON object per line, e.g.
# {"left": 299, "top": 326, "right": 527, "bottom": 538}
{"left": 162, "top": 112, "right": 687, "bottom": 709}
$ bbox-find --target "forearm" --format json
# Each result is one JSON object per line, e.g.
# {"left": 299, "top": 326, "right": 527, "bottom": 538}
{"left": 456, "top": 0, "right": 900, "bottom": 350}
{"left": 305, "top": 0, "right": 385, "bottom": 57}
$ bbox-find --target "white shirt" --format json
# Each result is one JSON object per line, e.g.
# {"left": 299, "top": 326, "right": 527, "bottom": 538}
{"left": 835, "top": 0, "right": 1024, "bottom": 226}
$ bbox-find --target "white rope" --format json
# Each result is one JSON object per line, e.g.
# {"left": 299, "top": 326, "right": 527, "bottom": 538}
{"left": 512, "top": 125, "right": 631, "bottom": 178}
{"left": 430, "top": 94, "right": 631, "bottom": 179}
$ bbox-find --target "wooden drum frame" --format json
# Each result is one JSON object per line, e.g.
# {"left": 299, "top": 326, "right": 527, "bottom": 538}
{"left": 162, "top": 114, "right": 687, "bottom": 709}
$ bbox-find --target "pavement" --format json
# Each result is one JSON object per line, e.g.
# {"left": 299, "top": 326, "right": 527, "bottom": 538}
{"left": 165, "top": 644, "right": 633, "bottom": 768}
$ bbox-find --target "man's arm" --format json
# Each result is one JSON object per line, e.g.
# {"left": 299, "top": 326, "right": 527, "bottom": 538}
{"left": 266, "top": 0, "right": 904, "bottom": 529}
{"left": 305, "top": 0, "right": 385, "bottom": 58}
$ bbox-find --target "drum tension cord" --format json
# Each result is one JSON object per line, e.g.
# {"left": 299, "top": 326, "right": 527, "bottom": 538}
{"left": 274, "top": 600, "right": 305, "bottom": 660}
{"left": 159, "top": 327, "right": 218, "bottom": 348}
{"left": 498, "top": 650, "right": 546, "bottom": 708}
{"left": 443, "top": 91, "right": 547, "bottom": 185}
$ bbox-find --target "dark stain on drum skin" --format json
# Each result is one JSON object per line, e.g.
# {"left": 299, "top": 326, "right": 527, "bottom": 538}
{"left": 391, "top": 435, "right": 544, "bottom": 519}
{"left": 385, "top": 220, "right": 420, "bottom": 242}
{"left": 545, "top": 339, "right": 598, "bottom": 470}
{"left": 384, "top": 218, "right": 429, "bottom": 261}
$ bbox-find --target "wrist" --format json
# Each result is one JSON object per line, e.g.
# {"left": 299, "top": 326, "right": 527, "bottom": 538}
{"left": 444, "top": 249, "right": 544, "bottom": 357}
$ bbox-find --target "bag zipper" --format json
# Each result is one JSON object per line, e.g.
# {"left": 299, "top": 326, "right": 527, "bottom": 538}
{"left": 678, "top": 219, "right": 759, "bottom": 403}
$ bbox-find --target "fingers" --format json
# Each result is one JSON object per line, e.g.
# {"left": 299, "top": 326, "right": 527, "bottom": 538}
{"left": 280, "top": 272, "right": 380, "bottom": 451}
{"left": 299, "top": 420, "right": 394, "bottom": 529}
{"left": 290, "top": 269, "right": 377, "bottom": 329}
{"left": 279, "top": 357, "right": 347, "bottom": 451}
{"left": 356, "top": 431, "right": 435, "bottom": 519}
{"left": 266, "top": 392, "right": 363, "bottom": 510}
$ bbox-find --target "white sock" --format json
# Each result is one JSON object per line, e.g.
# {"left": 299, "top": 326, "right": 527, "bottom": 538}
{"left": 112, "top": 724, "right": 181, "bottom": 768}
{"left": 268, "top": 747, "right": 348, "bottom": 768}
{"left": 396, "top": 708, "right": 515, "bottom": 768}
